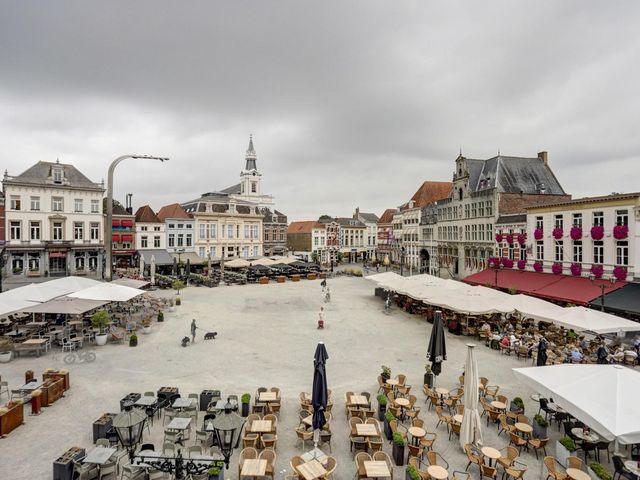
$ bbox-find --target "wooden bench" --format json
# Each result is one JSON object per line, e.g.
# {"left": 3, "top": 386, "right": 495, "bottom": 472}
{"left": 13, "top": 343, "right": 45, "bottom": 357}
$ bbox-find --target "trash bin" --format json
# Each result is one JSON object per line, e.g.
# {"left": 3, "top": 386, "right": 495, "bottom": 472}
{"left": 25, "top": 370, "right": 34, "bottom": 383}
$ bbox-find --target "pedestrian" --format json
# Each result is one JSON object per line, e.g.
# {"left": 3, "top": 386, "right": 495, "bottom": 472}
{"left": 321, "top": 278, "right": 327, "bottom": 293}
{"left": 191, "top": 319, "right": 197, "bottom": 343}
{"left": 536, "top": 337, "right": 548, "bottom": 366}
{"left": 318, "top": 306, "right": 325, "bottom": 329}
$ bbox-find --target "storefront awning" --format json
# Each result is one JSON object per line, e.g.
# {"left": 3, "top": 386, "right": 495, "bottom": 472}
{"left": 171, "top": 252, "right": 204, "bottom": 264}
{"left": 141, "top": 249, "right": 174, "bottom": 266}
{"left": 112, "top": 234, "right": 121, "bottom": 242}
{"left": 591, "top": 283, "right": 640, "bottom": 316}
{"left": 112, "top": 219, "right": 121, "bottom": 227}
{"left": 464, "top": 269, "right": 626, "bottom": 305}
{"left": 121, "top": 219, "right": 134, "bottom": 228}
{"left": 121, "top": 234, "right": 133, "bottom": 242}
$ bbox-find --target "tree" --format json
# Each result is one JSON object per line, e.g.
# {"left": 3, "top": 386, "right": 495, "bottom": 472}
{"left": 318, "top": 215, "right": 333, "bottom": 221}
{"left": 90, "top": 310, "right": 111, "bottom": 335}
{"left": 172, "top": 280, "right": 186, "bottom": 294}
{"left": 311, "top": 252, "right": 319, "bottom": 264}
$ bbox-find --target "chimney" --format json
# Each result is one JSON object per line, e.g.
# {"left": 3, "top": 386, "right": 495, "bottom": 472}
{"left": 538, "top": 151, "right": 548, "bottom": 166}
{"left": 125, "top": 193, "right": 133, "bottom": 214}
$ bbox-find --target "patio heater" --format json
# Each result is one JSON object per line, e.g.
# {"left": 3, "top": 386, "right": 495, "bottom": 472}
{"left": 211, "top": 400, "right": 246, "bottom": 469}
{"left": 113, "top": 402, "right": 146, "bottom": 462}
{"left": 589, "top": 274, "right": 616, "bottom": 312}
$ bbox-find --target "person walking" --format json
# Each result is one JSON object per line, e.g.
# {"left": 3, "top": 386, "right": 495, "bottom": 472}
{"left": 318, "top": 307, "right": 325, "bottom": 329}
{"left": 191, "top": 319, "right": 197, "bottom": 343}
{"left": 321, "top": 278, "right": 327, "bottom": 293}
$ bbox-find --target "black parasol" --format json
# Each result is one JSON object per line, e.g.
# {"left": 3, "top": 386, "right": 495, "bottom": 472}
{"left": 426, "top": 310, "right": 447, "bottom": 376}
{"left": 312, "top": 342, "right": 329, "bottom": 431}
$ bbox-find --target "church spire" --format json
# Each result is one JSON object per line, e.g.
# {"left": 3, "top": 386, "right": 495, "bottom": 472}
{"left": 245, "top": 134, "right": 257, "bottom": 171}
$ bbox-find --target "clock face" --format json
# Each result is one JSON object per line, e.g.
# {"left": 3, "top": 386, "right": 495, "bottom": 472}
{"left": 252, "top": 172, "right": 256, "bottom": 176}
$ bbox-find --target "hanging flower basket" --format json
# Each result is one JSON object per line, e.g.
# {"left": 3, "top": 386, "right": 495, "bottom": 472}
{"left": 590, "top": 264, "right": 604, "bottom": 279}
{"left": 613, "top": 225, "right": 629, "bottom": 240}
{"left": 517, "top": 259, "right": 526, "bottom": 270}
{"left": 517, "top": 233, "right": 527, "bottom": 245}
{"left": 488, "top": 257, "right": 500, "bottom": 268}
{"left": 506, "top": 234, "right": 514, "bottom": 245}
{"left": 570, "top": 227, "right": 582, "bottom": 241}
{"left": 570, "top": 263, "right": 582, "bottom": 276}
{"left": 533, "top": 261, "right": 543, "bottom": 273}
{"left": 552, "top": 263, "right": 563, "bottom": 275}
{"left": 534, "top": 228, "right": 543, "bottom": 240}
{"left": 495, "top": 233, "right": 504, "bottom": 243}
{"left": 501, "top": 258, "right": 514, "bottom": 269}
{"left": 590, "top": 225, "right": 604, "bottom": 240}
{"left": 552, "top": 228, "right": 563, "bottom": 240}
{"left": 613, "top": 266, "right": 627, "bottom": 282}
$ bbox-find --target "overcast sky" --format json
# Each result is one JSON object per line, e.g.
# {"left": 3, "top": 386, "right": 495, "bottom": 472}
{"left": 1, "top": 1, "right": 638, "bottom": 221}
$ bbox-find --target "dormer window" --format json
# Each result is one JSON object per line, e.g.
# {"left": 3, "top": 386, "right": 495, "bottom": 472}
{"left": 53, "top": 168, "right": 63, "bottom": 184}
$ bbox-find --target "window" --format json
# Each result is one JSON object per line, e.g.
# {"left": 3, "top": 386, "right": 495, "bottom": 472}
{"left": 52, "top": 197, "right": 64, "bottom": 212}
{"left": 616, "top": 241, "right": 629, "bottom": 266}
{"left": 30, "top": 196, "right": 40, "bottom": 211}
{"left": 616, "top": 209, "right": 629, "bottom": 226}
{"left": 209, "top": 246, "right": 216, "bottom": 258}
{"left": 177, "top": 234, "right": 184, "bottom": 247}
{"left": 554, "top": 214, "right": 563, "bottom": 230}
{"left": 90, "top": 223, "right": 99, "bottom": 240}
{"left": 168, "top": 223, "right": 176, "bottom": 229}
{"left": 168, "top": 234, "right": 175, "bottom": 247}
{"left": 242, "top": 246, "right": 249, "bottom": 258}
{"left": 154, "top": 236, "right": 161, "bottom": 248}
{"left": 535, "top": 216, "right": 543, "bottom": 230}
{"left": 592, "top": 211, "right": 604, "bottom": 227}
{"left": 555, "top": 241, "right": 563, "bottom": 262}
{"left": 140, "top": 226, "right": 148, "bottom": 231}
{"left": 199, "top": 247, "right": 205, "bottom": 258}
{"left": 536, "top": 241, "right": 544, "bottom": 261}
{"left": 572, "top": 213, "right": 582, "bottom": 229}
{"left": 29, "top": 221, "right": 41, "bottom": 240}
{"left": 199, "top": 224, "right": 206, "bottom": 239}
{"left": 121, "top": 242, "right": 131, "bottom": 249}
{"left": 185, "top": 224, "right": 192, "bottom": 229}
{"left": 73, "top": 222, "right": 83, "bottom": 240}
{"left": 153, "top": 226, "right": 160, "bottom": 232}
{"left": 573, "top": 241, "right": 582, "bottom": 262}
{"left": 28, "top": 254, "right": 39, "bottom": 272}
{"left": 186, "top": 234, "right": 192, "bottom": 247}
{"left": 10, "top": 195, "right": 21, "bottom": 210}
{"left": 253, "top": 246, "right": 258, "bottom": 257}
{"left": 244, "top": 224, "right": 249, "bottom": 239}
{"left": 53, "top": 168, "right": 63, "bottom": 183}
{"left": 10, "top": 221, "right": 21, "bottom": 240}
{"left": 75, "top": 253, "right": 85, "bottom": 271}
{"left": 227, "top": 225, "right": 234, "bottom": 239}
{"left": 520, "top": 246, "right": 526, "bottom": 261}
{"left": 11, "top": 255, "right": 24, "bottom": 272}
{"left": 74, "top": 199, "right": 83, "bottom": 213}
{"left": 208, "top": 224, "right": 216, "bottom": 239}
{"left": 593, "top": 241, "right": 604, "bottom": 264}
{"left": 177, "top": 223, "right": 184, "bottom": 229}
{"left": 251, "top": 182, "right": 257, "bottom": 193}
{"left": 253, "top": 225, "right": 259, "bottom": 239}
{"left": 486, "top": 201, "right": 493, "bottom": 216}
{"left": 141, "top": 236, "right": 148, "bottom": 248}
{"left": 508, "top": 244, "right": 515, "bottom": 260}
{"left": 53, "top": 222, "right": 63, "bottom": 240}
{"left": 91, "top": 199, "right": 100, "bottom": 213}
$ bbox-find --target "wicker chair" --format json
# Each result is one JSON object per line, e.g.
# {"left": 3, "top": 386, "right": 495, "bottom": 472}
{"left": 543, "top": 456, "right": 567, "bottom": 480}
{"left": 355, "top": 452, "right": 372, "bottom": 480}
{"left": 258, "top": 448, "right": 276, "bottom": 480}
{"left": 238, "top": 447, "right": 258, "bottom": 480}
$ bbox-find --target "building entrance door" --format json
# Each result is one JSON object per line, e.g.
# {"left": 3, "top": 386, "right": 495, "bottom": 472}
{"left": 49, "top": 256, "right": 67, "bottom": 276}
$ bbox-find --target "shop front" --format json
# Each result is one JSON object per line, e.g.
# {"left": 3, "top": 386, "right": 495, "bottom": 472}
{"left": 48, "top": 250, "right": 68, "bottom": 277}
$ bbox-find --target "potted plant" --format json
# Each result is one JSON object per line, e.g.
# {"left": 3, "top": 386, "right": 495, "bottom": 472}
{"left": 175, "top": 297, "right": 182, "bottom": 306}
{"left": 141, "top": 318, "right": 151, "bottom": 334}
{"left": 377, "top": 394, "right": 388, "bottom": 421}
{"left": 533, "top": 414, "right": 548, "bottom": 439}
{"left": 424, "top": 364, "right": 434, "bottom": 388}
{"left": 129, "top": 333, "right": 138, "bottom": 347}
{"left": 381, "top": 365, "right": 391, "bottom": 381}
{"left": 406, "top": 464, "right": 421, "bottom": 480}
{"left": 392, "top": 432, "right": 406, "bottom": 466}
{"left": 588, "top": 462, "right": 613, "bottom": 480}
{"left": 556, "top": 436, "right": 577, "bottom": 467}
{"left": 0, "top": 337, "right": 14, "bottom": 363}
{"left": 157, "top": 311, "right": 164, "bottom": 323}
{"left": 91, "top": 310, "right": 111, "bottom": 346}
{"left": 383, "top": 410, "right": 394, "bottom": 440}
{"left": 241, "top": 393, "right": 251, "bottom": 417}
{"left": 510, "top": 397, "right": 525, "bottom": 414}
{"left": 172, "top": 279, "right": 186, "bottom": 295}
{"left": 207, "top": 460, "right": 226, "bottom": 480}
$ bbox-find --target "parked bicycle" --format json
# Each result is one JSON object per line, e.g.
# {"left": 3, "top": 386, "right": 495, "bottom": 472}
{"left": 64, "top": 349, "right": 96, "bottom": 364}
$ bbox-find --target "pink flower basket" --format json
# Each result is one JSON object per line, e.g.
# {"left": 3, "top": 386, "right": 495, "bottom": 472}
{"left": 552, "top": 227, "right": 563, "bottom": 240}
{"left": 613, "top": 225, "right": 629, "bottom": 240}
{"left": 506, "top": 234, "right": 514, "bottom": 245}
{"left": 590, "top": 264, "right": 604, "bottom": 279}
{"left": 552, "top": 262, "right": 563, "bottom": 275}
{"left": 570, "top": 227, "right": 582, "bottom": 241}
{"left": 517, "top": 233, "right": 527, "bottom": 245}
{"left": 590, "top": 225, "right": 604, "bottom": 240}
{"left": 533, "top": 261, "right": 543, "bottom": 273}
{"left": 517, "top": 259, "right": 526, "bottom": 270}
{"left": 534, "top": 228, "right": 543, "bottom": 240}
{"left": 495, "top": 234, "right": 503, "bottom": 243}
{"left": 613, "top": 266, "right": 627, "bottom": 282}
{"left": 570, "top": 263, "right": 582, "bottom": 276}
{"left": 501, "top": 257, "right": 514, "bottom": 268}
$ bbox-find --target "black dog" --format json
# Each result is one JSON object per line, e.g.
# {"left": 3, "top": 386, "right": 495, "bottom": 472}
{"left": 181, "top": 336, "right": 190, "bottom": 347}
{"left": 204, "top": 331, "right": 218, "bottom": 340}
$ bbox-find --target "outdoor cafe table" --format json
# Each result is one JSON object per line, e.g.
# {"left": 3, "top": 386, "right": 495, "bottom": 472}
{"left": 17, "top": 379, "right": 44, "bottom": 393}
{"left": 426, "top": 465, "right": 449, "bottom": 480}
{"left": 25, "top": 321, "right": 48, "bottom": 328}
{"left": 166, "top": 416, "right": 192, "bottom": 438}
{"left": 258, "top": 392, "right": 278, "bottom": 402}
{"left": 296, "top": 459, "right": 327, "bottom": 480}
{"left": 355, "top": 424, "right": 379, "bottom": 437}
{"left": 481, "top": 447, "right": 501, "bottom": 467}
{"left": 135, "top": 396, "right": 157, "bottom": 407}
{"left": 491, "top": 401, "right": 507, "bottom": 411}
{"left": 566, "top": 468, "right": 591, "bottom": 480}
{"left": 301, "top": 448, "right": 328, "bottom": 464}
{"left": 83, "top": 446, "right": 117, "bottom": 465}
{"left": 408, "top": 426, "right": 426, "bottom": 445}
{"left": 452, "top": 414, "right": 463, "bottom": 424}
{"left": 349, "top": 395, "right": 369, "bottom": 407}
{"left": 21, "top": 338, "right": 48, "bottom": 354}
{"left": 172, "top": 398, "right": 193, "bottom": 409}
{"left": 364, "top": 460, "right": 391, "bottom": 479}
{"left": 241, "top": 459, "right": 267, "bottom": 478}
{"left": 248, "top": 420, "right": 272, "bottom": 433}
{"left": 571, "top": 428, "right": 600, "bottom": 443}
{"left": 435, "top": 388, "right": 449, "bottom": 397}
{"left": 515, "top": 423, "right": 533, "bottom": 436}
{"left": 386, "top": 379, "right": 399, "bottom": 387}
{"left": 624, "top": 461, "right": 640, "bottom": 478}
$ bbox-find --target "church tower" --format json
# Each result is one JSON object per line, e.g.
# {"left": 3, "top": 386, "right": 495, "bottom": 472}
{"left": 240, "top": 134, "right": 262, "bottom": 197}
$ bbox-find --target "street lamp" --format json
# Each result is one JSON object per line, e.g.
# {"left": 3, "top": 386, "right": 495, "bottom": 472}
{"left": 105, "top": 154, "right": 168, "bottom": 281}
{"left": 211, "top": 400, "right": 246, "bottom": 469}
{"left": 112, "top": 403, "right": 147, "bottom": 462}
{"left": 589, "top": 274, "right": 616, "bottom": 312}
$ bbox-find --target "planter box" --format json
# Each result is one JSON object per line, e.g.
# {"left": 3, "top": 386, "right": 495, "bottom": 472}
{"left": 0, "top": 403, "right": 24, "bottom": 436}
{"left": 378, "top": 404, "right": 386, "bottom": 422}
{"left": 510, "top": 401, "right": 524, "bottom": 414}
{"left": 43, "top": 371, "right": 70, "bottom": 391}
{"left": 307, "top": 273, "right": 317, "bottom": 280}
{"left": 142, "top": 326, "right": 151, "bottom": 334}
{"left": 276, "top": 276, "right": 286, "bottom": 283}
{"left": 241, "top": 403, "right": 250, "bottom": 417}
{"left": 291, "top": 275, "right": 300, "bottom": 282}
{"left": 383, "top": 418, "right": 392, "bottom": 440}
{"left": 555, "top": 441, "right": 575, "bottom": 468}
{"left": 95, "top": 334, "right": 108, "bottom": 346}
{"left": 0, "top": 351, "right": 12, "bottom": 363}
{"left": 41, "top": 378, "right": 65, "bottom": 406}
{"left": 259, "top": 277, "right": 269, "bottom": 285}
{"left": 319, "top": 273, "right": 327, "bottom": 279}
{"left": 424, "top": 373, "right": 434, "bottom": 388}
{"left": 392, "top": 442, "right": 405, "bottom": 466}
{"left": 532, "top": 422, "right": 548, "bottom": 439}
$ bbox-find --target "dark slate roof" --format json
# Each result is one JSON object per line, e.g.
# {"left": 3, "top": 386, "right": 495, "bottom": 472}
{"left": 112, "top": 203, "right": 131, "bottom": 216}
{"left": 358, "top": 212, "right": 380, "bottom": 223}
{"left": 496, "top": 214, "right": 527, "bottom": 225}
{"left": 220, "top": 183, "right": 241, "bottom": 194}
{"left": 591, "top": 283, "right": 640, "bottom": 315}
{"left": 6, "top": 161, "right": 103, "bottom": 190}
{"left": 336, "top": 217, "right": 366, "bottom": 228}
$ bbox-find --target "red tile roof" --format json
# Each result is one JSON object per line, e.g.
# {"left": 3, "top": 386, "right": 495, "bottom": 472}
{"left": 157, "top": 203, "right": 192, "bottom": 221}
{"left": 287, "top": 221, "right": 322, "bottom": 234}
{"left": 134, "top": 205, "right": 161, "bottom": 223}
{"left": 407, "top": 181, "right": 453, "bottom": 209}
{"left": 378, "top": 209, "right": 398, "bottom": 224}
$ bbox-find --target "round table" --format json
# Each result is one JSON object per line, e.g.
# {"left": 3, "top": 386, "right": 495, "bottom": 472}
{"left": 435, "top": 388, "right": 449, "bottom": 396}
{"left": 395, "top": 398, "right": 410, "bottom": 407}
{"left": 386, "top": 379, "right": 399, "bottom": 386}
{"left": 491, "top": 401, "right": 506, "bottom": 411}
{"left": 481, "top": 447, "right": 501, "bottom": 467}
{"left": 515, "top": 423, "right": 533, "bottom": 435}
{"left": 624, "top": 461, "right": 640, "bottom": 477}
{"left": 426, "top": 465, "right": 449, "bottom": 480}
{"left": 566, "top": 468, "right": 590, "bottom": 480}
{"left": 452, "top": 414, "right": 463, "bottom": 424}
{"left": 571, "top": 428, "right": 600, "bottom": 443}
{"left": 408, "top": 427, "right": 426, "bottom": 445}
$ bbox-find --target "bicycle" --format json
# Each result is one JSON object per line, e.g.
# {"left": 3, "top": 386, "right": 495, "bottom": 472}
{"left": 64, "top": 349, "right": 96, "bottom": 364}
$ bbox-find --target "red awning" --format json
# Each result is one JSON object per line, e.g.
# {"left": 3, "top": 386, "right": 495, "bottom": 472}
{"left": 112, "top": 219, "right": 121, "bottom": 227}
{"left": 112, "top": 234, "right": 121, "bottom": 242}
{"left": 121, "top": 219, "right": 134, "bottom": 228}
{"left": 464, "top": 268, "right": 626, "bottom": 305}
{"left": 121, "top": 234, "right": 133, "bottom": 242}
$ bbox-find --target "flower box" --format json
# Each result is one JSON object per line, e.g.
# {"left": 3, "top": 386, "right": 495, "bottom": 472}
{"left": 533, "top": 262, "right": 543, "bottom": 273}
{"left": 495, "top": 233, "right": 504, "bottom": 243}
{"left": 613, "top": 225, "right": 628, "bottom": 240}
{"left": 552, "top": 263, "right": 563, "bottom": 275}
{"left": 570, "top": 226, "right": 582, "bottom": 240}
{"left": 259, "top": 277, "right": 269, "bottom": 284}
{"left": 517, "top": 260, "right": 526, "bottom": 270}
{"left": 307, "top": 273, "right": 317, "bottom": 280}
{"left": 534, "top": 228, "right": 543, "bottom": 240}
{"left": 0, "top": 401, "right": 24, "bottom": 436}
{"left": 276, "top": 276, "right": 286, "bottom": 283}
{"left": 590, "top": 225, "right": 604, "bottom": 240}
{"left": 590, "top": 264, "right": 604, "bottom": 279}
{"left": 517, "top": 233, "right": 527, "bottom": 245}
{"left": 552, "top": 227, "right": 564, "bottom": 240}
{"left": 555, "top": 440, "right": 574, "bottom": 468}
{"left": 506, "top": 234, "right": 514, "bottom": 244}
{"left": 613, "top": 266, "right": 627, "bottom": 282}
{"left": 570, "top": 263, "right": 582, "bottom": 277}
{"left": 291, "top": 274, "right": 300, "bottom": 282}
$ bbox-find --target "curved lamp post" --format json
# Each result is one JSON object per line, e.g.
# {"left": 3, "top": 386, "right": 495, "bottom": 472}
{"left": 589, "top": 274, "right": 615, "bottom": 311}
{"left": 211, "top": 400, "right": 245, "bottom": 469}
{"left": 105, "top": 155, "right": 169, "bottom": 280}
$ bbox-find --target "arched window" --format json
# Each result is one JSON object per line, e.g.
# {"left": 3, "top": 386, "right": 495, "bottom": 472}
{"left": 458, "top": 188, "right": 463, "bottom": 201}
